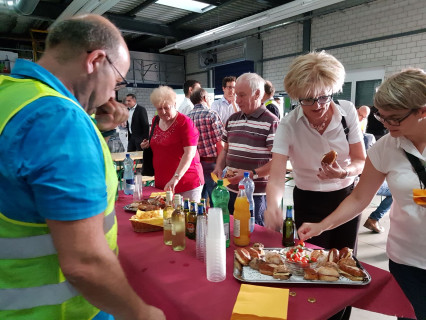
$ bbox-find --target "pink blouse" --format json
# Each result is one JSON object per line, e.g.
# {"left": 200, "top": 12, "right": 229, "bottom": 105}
{"left": 150, "top": 113, "right": 204, "bottom": 193}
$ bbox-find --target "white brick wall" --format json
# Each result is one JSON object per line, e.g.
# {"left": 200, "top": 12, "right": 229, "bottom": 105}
{"left": 186, "top": 0, "right": 425, "bottom": 92}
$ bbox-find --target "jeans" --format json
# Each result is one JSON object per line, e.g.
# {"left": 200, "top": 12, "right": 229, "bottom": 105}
{"left": 389, "top": 259, "right": 426, "bottom": 320}
{"left": 228, "top": 192, "right": 266, "bottom": 226}
{"left": 200, "top": 161, "right": 216, "bottom": 206}
{"left": 369, "top": 181, "right": 393, "bottom": 221}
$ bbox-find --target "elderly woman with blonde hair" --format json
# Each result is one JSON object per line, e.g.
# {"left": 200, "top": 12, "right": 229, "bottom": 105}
{"left": 264, "top": 51, "right": 366, "bottom": 251}
{"left": 298, "top": 68, "right": 426, "bottom": 319}
{"left": 141, "top": 86, "right": 204, "bottom": 201}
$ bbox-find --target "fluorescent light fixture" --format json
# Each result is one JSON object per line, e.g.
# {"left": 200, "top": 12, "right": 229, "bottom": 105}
{"left": 160, "top": 0, "right": 345, "bottom": 52}
{"left": 55, "top": 0, "right": 119, "bottom": 23}
{"left": 156, "top": 0, "right": 216, "bottom": 13}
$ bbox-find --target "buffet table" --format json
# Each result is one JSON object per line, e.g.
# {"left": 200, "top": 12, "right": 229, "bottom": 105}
{"left": 116, "top": 189, "right": 415, "bottom": 319}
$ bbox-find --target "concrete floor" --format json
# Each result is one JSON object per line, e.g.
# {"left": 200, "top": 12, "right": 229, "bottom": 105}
{"left": 283, "top": 179, "right": 397, "bottom": 320}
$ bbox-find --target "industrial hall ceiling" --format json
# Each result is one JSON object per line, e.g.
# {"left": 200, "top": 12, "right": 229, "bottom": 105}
{"left": 0, "top": 0, "right": 374, "bottom": 59}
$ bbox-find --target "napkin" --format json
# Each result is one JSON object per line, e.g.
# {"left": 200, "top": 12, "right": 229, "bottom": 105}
{"left": 210, "top": 172, "right": 231, "bottom": 187}
{"left": 413, "top": 189, "right": 426, "bottom": 206}
{"left": 231, "top": 284, "right": 289, "bottom": 320}
{"left": 150, "top": 192, "right": 167, "bottom": 198}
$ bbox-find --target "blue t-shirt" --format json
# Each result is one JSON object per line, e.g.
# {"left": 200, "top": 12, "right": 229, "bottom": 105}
{"left": 0, "top": 59, "right": 113, "bottom": 319}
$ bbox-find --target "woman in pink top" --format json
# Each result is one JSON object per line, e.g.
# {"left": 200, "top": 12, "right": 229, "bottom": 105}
{"left": 141, "top": 86, "right": 204, "bottom": 202}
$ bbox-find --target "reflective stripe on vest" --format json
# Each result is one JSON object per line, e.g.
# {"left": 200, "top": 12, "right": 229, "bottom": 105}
{"left": 0, "top": 281, "right": 79, "bottom": 310}
{"left": 0, "top": 209, "right": 116, "bottom": 259}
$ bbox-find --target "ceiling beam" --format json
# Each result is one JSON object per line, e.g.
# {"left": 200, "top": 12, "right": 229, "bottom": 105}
{"left": 105, "top": 14, "right": 180, "bottom": 39}
{"left": 126, "top": 0, "right": 157, "bottom": 16}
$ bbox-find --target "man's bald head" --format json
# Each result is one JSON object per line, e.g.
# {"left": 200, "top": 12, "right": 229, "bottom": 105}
{"left": 357, "top": 105, "right": 371, "bottom": 120}
{"left": 46, "top": 14, "right": 127, "bottom": 62}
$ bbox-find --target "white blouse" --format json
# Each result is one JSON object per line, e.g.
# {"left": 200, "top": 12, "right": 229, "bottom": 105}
{"left": 272, "top": 100, "right": 363, "bottom": 192}
{"left": 368, "top": 134, "right": 426, "bottom": 269}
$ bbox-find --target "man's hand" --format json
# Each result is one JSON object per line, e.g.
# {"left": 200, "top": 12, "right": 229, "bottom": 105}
{"left": 95, "top": 98, "right": 129, "bottom": 132}
{"left": 228, "top": 168, "right": 244, "bottom": 185}
{"left": 212, "top": 167, "right": 224, "bottom": 180}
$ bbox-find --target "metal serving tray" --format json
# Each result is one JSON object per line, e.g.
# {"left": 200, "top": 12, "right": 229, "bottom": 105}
{"left": 233, "top": 248, "right": 371, "bottom": 286}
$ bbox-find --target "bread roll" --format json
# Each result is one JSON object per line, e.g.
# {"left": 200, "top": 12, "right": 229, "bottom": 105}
{"left": 235, "top": 248, "right": 251, "bottom": 266}
{"left": 247, "top": 247, "right": 260, "bottom": 259}
{"left": 273, "top": 265, "right": 292, "bottom": 280}
{"left": 338, "top": 257, "right": 357, "bottom": 268}
{"left": 339, "top": 247, "right": 353, "bottom": 260}
{"left": 338, "top": 264, "right": 366, "bottom": 281}
{"left": 327, "top": 248, "right": 340, "bottom": 263}
{"left": 304, "top": 267, "right": 319, "bottom": 280}
{"left": 265, "top": 251, "right": 284, "bottom": 265}
{"left": 322, "top": 150, "right": 337, "bottom": 165}
{"left": 259, "top": 262, "right": 279, "bottom": 276}
{"left": 318, "top": 266, "right": 340, "bottom": 281}
{"left": 252, "top": 243, "right": 265, "bottom": 256}
{"left": 249, "top": 257, "right": 261, "bottom": 270}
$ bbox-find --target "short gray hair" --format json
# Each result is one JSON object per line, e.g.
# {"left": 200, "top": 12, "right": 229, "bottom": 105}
{"left": 236, "top": 73, "right": 265, "bottom": 97}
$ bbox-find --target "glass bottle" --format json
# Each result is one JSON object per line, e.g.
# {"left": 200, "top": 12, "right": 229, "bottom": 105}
{"left": 123, "top": 154, "right": 134, "bottom": 195}
{"left": 233, "top": 185, "right": 250, "bottom": 246}
{"left": 211, "top": 180, "right": 230, "bottom": 247}
{"left": 186, "top": 201, "right": 197, "bottom": 240}
{"left": 282, "top": 205, "right": 296, "bottom": 247}
{"left": 171, "top": 195, "right": 185, "bottom": 251}
{"left": 163, "top": 190, "right": 174, "bottom": 245}
{"left": 183, "top": 198, "right": 190, "bottom": 225}
{"left": 196, "top": 203, "right": 207, "bottom": 262}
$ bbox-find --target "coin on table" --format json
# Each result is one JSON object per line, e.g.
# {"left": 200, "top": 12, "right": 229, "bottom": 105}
{"left": 289, "top": 291, "right": 296, "bottom": 297}
{"left": 307, "top": 297, "right": 316, "bottom": 303}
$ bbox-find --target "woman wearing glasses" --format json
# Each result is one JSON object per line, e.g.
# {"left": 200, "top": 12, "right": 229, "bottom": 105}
{"left": 264, "top": 51, "right": 366, "bottom": 253}
{"left": 141, "top": 86, "right": 204, "bottom": 201}
{"left": 298, "top": 68, "right": 426, "bottom": 319}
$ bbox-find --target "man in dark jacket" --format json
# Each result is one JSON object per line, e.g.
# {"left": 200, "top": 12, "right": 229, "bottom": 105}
{"left": 124, "top": 93, "right": 149, "bottom": 151}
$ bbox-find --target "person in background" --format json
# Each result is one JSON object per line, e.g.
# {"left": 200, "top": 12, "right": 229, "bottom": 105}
{"left": 141, "top": 86, "right": 204, "bottom": 202}
{"left": 366, "top": 105, "right": 389, "bottom": 141}
{"left": 262, "top": 80, "right": 281, "bottom": 119}
{"left": 178, "top": 79, "right": 201, "bottom": 115}
{"left": 188, "top": 88, "right": 224, "bottom": 205}
{"left": 264, "top": 51, "right": 366, "bottom": 320}
{"left": 298, "top": 68, "right": 426, "bottom": 320}
{"left": 213, "top": 72, "right": 279, "bottom": 226}
{"left": 211, "top": 76, "right": 239, "bottom": 125}
{"left": 0, "top": 14, "right": 164, "bottom": 320}
{"left": 274, "top": 96, "right": 283, "bottom": 115}
{"left": 357, "top": 105, "right": 393, "bottom": 234}
{"left": 124, "top": 93, "right": 149, "bottom": 152}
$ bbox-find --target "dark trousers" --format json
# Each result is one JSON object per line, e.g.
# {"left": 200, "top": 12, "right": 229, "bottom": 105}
{"left": 228, "top": 191, "right": 266, "bottom": 226}
{"left": 200, "top": 161, "right": 215, "bottom": 207}
{"left": 127, "top": 134, "right": 142, "bottom": 152}
{"left": 389, "top": 259, "right": 426, "bottom": 320}
{"left": 293, "top": 184, "right": 361, "bottom": 253}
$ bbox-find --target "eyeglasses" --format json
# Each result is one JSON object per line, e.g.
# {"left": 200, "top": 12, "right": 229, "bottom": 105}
{"left": 105, "top": 55, "right": 128, "bottom": 91}
{"left": 225, "top": 86, "right": 235, "bottom": 90}
{"left": 299, "top": 95, "right": 333, "bottom": 106}
{"left": 374, "top": 110, "right": 414, "bottom": 126}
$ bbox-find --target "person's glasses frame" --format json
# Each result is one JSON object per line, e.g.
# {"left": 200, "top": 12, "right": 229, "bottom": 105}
{"left": 374, "top": 109, "right": 414, "bottom": 126}
{"left": 299, "top": 95, "right": 333, "bottom": 106}
{"left": 86, "top": 51, "right": 128, "bottom": 91}
{"left": 224, "top": 86, "right": 236, "bottom": 90}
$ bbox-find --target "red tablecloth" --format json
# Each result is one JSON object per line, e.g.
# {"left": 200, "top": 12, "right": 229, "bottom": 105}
{"left": 116, "top": 189, "right": 415, "bottom": 319}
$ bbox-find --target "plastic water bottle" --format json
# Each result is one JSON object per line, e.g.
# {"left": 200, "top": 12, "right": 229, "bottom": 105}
{"left": 123, "top": 154, "right": 135, "bottom": 195}
{"left": 211, "top": 180, "right": 230, "bottom": 248}
{"left": 239, "top": 172, "right": 255, "bottom": 232}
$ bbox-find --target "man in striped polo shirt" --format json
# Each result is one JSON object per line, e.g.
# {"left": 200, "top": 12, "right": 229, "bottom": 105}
{"left": 213, "top": 73, "right": 279, "bottom": 226}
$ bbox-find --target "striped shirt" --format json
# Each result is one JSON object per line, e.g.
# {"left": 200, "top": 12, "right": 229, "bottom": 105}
{"left": 223, "top": 106, "right": 279, "bottom": 194}
{"left": 187, "top": 104, "right": 224, "bottom": 158}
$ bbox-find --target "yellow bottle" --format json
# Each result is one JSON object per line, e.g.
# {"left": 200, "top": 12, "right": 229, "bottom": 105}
{"left": 233, "top": 185, "right": 250, "bottom": 246}
{"left": 163, "top": 190, "right": 174, "bottom": 245}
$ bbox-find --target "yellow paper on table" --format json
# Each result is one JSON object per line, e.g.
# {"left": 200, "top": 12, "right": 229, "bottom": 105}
{"left": 150, "top": 192, "right": 166, "bottom": 198}
{"left": 231, "top": 284, "right": 289, "bottom": 320}
{"left": 211, "top": 172, "right": 231, "bottom": 187}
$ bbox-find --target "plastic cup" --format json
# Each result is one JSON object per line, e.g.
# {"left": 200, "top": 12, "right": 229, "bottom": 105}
{"left": 206, "top": 234, "right": 226, "bottom": 282}
{"left": 133, "top": 174, "right": 143, "bottom": 201}
{"left": 207, "top": 208, "right": 224, "bottom": 238}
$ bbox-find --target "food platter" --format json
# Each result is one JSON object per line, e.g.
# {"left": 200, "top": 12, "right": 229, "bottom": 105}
{"left": 123, "top": 204, "right": 137, "bottom": 212}
{"left": 233, "top": 247, "right": 371, "bottom": 286}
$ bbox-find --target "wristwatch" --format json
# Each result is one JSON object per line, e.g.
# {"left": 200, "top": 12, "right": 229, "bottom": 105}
{"left": 252, "top": 169, "right": 259, "bottom": 180}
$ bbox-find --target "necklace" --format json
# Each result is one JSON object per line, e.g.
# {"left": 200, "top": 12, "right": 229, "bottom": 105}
{"left": 309, "top": 113, "right": 329, "bottom": 132}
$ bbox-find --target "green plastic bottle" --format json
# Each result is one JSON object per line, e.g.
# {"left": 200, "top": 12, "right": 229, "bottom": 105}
{"left": 211, "top": 180, "right": 230, "bottom": 247}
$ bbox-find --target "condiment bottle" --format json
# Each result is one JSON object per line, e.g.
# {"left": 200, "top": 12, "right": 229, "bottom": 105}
{"left": 233, "top": 185, "right": 250, "bottom": 246}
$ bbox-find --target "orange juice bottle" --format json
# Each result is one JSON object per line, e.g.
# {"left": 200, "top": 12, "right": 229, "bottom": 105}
{"left": 233, "top": 185, "right": 250, "bottom": 246}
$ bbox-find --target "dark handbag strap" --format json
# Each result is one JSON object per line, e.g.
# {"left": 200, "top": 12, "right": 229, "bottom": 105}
{"left": 148, "top": 116, "right": 159, "bottom": 142}
{"left": 334, "top": 100, "right": 349, "bottom": 141}
{"left": 404, "top": 150, "right": 426, "bottom": 188}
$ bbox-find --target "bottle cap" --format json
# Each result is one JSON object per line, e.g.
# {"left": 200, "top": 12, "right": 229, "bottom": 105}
{"left": 244, "top": 171, "right": 249, "bottom": 178}
{"left": 217, "top": 179, "right": 223, "bottom": 186}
